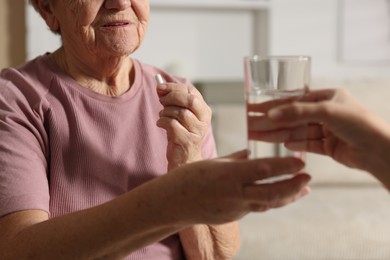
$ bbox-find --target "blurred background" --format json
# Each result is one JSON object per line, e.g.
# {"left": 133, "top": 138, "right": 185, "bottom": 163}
{"left": 2, "top": 0, "right": 390, "bottom": 259}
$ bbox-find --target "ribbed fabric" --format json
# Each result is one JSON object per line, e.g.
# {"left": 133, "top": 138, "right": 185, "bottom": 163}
{"left": 0, "top": 55, "right": 217, "bottom": 259}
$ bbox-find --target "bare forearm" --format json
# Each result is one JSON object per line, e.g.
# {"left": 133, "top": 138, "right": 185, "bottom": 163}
{"left": 169, "top": 152, "right": 241, "bottom": 259}
{"left": 358, "top": 117, "right": 390, "bottom": 191}
{"left": 179, "top": 222, "right": 240, "bottom": 260}
{"left": 366, "top": 149, "right": 390, "bottom": 191}
{"left": 367, "top": 156, "right": 390, "bottom": 191}
{"left": 0, "top": 182, "right": 183, "bottom": 259}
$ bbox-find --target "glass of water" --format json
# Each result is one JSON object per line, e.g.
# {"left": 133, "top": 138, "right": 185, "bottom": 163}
{"left": 244, "top": 55, "right": 311, "bottom": 159}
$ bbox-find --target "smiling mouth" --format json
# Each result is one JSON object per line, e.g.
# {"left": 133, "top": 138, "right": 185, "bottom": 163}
{"left": 102, "top": 22, "right": 130, "bottom": 28}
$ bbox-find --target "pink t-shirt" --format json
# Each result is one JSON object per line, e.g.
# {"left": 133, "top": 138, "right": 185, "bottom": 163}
{"left": 0, "top": 55, "right": 217, "bottom": 259}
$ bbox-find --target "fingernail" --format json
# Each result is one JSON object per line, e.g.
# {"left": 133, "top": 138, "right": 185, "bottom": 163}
{"left": 157, "top": 83, "right": 167, "bottom": 90}
{"left": 268, "top": 109, "right": 283, "bottom": 120}
{"left": 300, "top": 186, "right": 311, "bottom": 197}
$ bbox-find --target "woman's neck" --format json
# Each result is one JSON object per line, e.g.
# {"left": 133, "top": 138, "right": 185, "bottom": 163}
{"left": 50, "top": 47, "right": 134, "bottom": 96}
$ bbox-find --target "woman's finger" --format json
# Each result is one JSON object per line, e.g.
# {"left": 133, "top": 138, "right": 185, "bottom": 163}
{"left": 159, "top": 106, "right": 207, "bottom": 134}
{"left": 159, "top": 92, "right": 211, "bottom": 123}
{"left": 157, "top": 82, "right": 202, "bottom": 97}
{"left": 157, "top": 82, "right": 210, "bottom": 124}
{"left": 227, "top": 157, "right": 306, "bottom": 184}
{"left": 222, "top": 150, "right": 249, "bottom": 160}
{"left": 243, "top": 173, "right": 311, "bottom": 211}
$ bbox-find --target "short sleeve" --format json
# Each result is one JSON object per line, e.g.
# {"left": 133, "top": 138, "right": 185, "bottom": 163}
{"left": 0, "top": 77, "right": 50, "bottom": 217}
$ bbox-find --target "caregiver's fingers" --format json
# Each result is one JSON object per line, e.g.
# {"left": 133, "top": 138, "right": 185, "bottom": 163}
{"left": 248, "top": 124, "right": 325, "bottom": 142}
{"left": 247, "top": 114, "right": 278, "bottom": 132}
{"left": 285, "top": 139, "right": 327, "bottom": 155}
{"left": 267, "top": 102, "right": 338, "bottom": 126}
{"left": 246, "top": 89, "right": 339, "bottom": 115}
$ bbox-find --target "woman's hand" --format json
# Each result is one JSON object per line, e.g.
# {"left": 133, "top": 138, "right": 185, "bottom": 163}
{"left": 153, "top": 150, "right": 311, "bottom": 225}
{"left": 247, "top": 88, "right": 390, "bottom": 188}
{"left": 156, "top": 82, "right": 212, "bottom": 169}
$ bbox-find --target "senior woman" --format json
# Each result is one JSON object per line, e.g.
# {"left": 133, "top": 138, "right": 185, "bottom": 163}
{"left": 0, "top": 0, "right": 311, "bottom": 259}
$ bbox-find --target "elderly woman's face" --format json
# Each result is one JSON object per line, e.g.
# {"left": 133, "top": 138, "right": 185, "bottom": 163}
{"left": 50, "top": 0, "right": 149, "bottom": 56}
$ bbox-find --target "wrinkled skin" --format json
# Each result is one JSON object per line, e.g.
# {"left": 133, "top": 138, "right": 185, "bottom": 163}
{"left": 156, "top": 82, "right": 211, "bottom": 169}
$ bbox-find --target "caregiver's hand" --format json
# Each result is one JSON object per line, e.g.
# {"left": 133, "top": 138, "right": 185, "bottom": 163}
{"left": 247, "top": 88, "right": 390, "bottom": 189}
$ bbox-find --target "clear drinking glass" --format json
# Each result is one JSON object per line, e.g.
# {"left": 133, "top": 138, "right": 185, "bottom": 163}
{"left": 244, "top": 55, "right": 311, "bottom": 159}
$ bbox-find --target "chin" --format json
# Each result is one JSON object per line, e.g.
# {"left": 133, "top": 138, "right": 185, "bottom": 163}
{"left": 100, "top": 45, "right": 137, "bottom": 58}
{"left": 111, "top": 39, "right": 141, "bottom": 55}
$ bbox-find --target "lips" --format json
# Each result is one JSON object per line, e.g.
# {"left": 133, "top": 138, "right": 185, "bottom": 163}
{"left": 102, "top": 21, "right": 130, "bottom": 28}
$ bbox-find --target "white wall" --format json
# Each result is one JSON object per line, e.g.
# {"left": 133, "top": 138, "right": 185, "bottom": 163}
{"left": 270, "top": 0, "right": 390, "bottom": 80}
{"left": 132, "top": 9, "right": 253, "bottom": 82}
{"left": 26, "top": 5, "right": 61, "bottom": 59}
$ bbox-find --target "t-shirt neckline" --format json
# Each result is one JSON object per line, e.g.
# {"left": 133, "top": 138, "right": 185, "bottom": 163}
{"left": 40, "top": 54, "right": 143, "bottom": 103}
